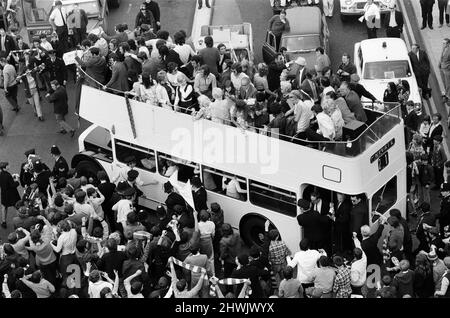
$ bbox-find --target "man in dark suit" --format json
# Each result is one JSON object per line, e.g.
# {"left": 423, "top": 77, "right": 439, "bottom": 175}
{"left": 50, "top": 145, "right": 69, "bottom": 180}
{"left": 409, "top": 43, "right": 431, "bottom": 99}
{"left": 191, "top": 176, "right": 207, "bottom": 212}
{"left": 143, "top": 0, "right": 161, "bottom": 31}
{"left": 46, "top": 80, "right": 75, "bottom": 136}
{"left": 360, "top": 218, "right": 385, "bottom": 266}
{"left": 404, "top": 101, "right": 419, "bottom": 144}
{"left": 31, "top": 160, "right": 52, "bottom": 197}
{"left": 20, "top": 148, "right": 36, "bottom": 188}
{"left": 75, "top": 47, "right": 106, "bottom": 87}
{"left": 349, "top": 194, "right": 369, "bottom": 241}
{"left": 384, "top": 3, "right": 404, "bottom": 38}
{"left": 43, "top": 49, "right": 68, "bottom": 90}
{"left": 0, "top": 162, "right": 20, "bottom": 228}
{"left": 97, "top": 170, "right": 116, "bottom": 231}
{"left": 67, "top": 2, "right": 89, "bottom": 46}
{"left": 310, "top": 191, "right": 332, "bottom": 255}
{"left": 420, "top": 0, "right": 435, "bottom": 29}
{"left": 333, "top": 193, "right": 353, "bottom": 254}
{"left": 0, "top": 27, "right": 17, "bottom": 55}
{"left": 231, "top": 254, "right": 269, "bottom": 298}
{"left": 296, "top": 199, "right": 330, "bottom": 250}
{"left": 300, "top": 71, "right": 320, "bottom": 103}
{"left": 164, "top": 181, "right": 186, "bottom": 215}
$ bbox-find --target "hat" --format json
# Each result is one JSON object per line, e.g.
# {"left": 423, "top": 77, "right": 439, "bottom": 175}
{"left": 50, "top": 145, "right": 61, "bottom": 155}
{"left": 0, "top": 162, "right": 8, "bottom": 169}
{"left": 55, "top": 0, "right": 62, "bottom": 5}
{"left": 427, "top": 249, "right": 438, "bottom": 261}
{"left": 444, "top": 257, "right": 450, "bottom": 268}
{"left": 297, "top": 199, "right": 310, "bottom": 210}
{"left": 294, "top": 56, "right": 306, "bottom": 66}
{"left": 24, "top": 148, "right": 35, "bottom": 157}
{"left": 350, "top": 74, "right": 360, "bottom": 83}
{"left": 442, "top": 182, "right": 450, "bottom": 192}
{"left": 127, "top": 169, "right": 139, "bottom": 181}
{"left": 210, "top": 202, "right": 221, "bottom": 212}
{"left": 433, "top": 135, "right": 443, "bottom": 142}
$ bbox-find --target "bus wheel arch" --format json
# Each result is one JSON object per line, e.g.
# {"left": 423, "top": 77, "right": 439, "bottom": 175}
{"left": 239, "top": 214, "right": 277, "bottom": 248}
{"left": 71, "top": 155, "right": 107, "bottom": 183}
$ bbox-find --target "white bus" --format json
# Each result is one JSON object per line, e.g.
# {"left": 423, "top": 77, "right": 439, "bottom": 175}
{"left": 74, "top": 85, "right": 407, "bottom": 254}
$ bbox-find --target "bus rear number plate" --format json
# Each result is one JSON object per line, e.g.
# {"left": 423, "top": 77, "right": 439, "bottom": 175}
{"left": 370, "top": 138, "right": 395, "bottom": 163}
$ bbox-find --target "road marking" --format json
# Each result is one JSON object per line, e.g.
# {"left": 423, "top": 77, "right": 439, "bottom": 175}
{"left": 399, "top": 0, "right": 450, "bottom": 157}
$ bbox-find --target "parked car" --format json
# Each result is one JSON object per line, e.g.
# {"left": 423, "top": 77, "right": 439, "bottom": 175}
{"left": 262, "top": 6, "right": 329, "bottom": 68}
{"left": 339, "top": 0, "right": 394, "bottom": 22}
{"left": 353, "top": 38, "right": 422, "bottom": 112}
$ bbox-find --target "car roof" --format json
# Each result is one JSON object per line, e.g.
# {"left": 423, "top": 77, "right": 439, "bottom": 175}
{"left": 359, "top": 38, "right": 409, "bottom": 62}
{"left": 284, "top": 7, "right": 321, "bottom": 36}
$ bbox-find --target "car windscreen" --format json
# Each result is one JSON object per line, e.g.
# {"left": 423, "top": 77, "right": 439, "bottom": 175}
{"left": 22, "top": 0, "right": 54, "bottom": 24}
{"left": 363, "top": 60, "right": 411, "bottom": 80}
{"left": 280, "top": 35, "right": 320, "bottom": 52}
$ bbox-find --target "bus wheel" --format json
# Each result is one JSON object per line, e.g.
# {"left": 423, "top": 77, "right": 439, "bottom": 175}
{"left": 75, "top": 160, "right": 102, "bottom": 184}
{"left": 240, "top": 216, "right": 273, "bottom": 248}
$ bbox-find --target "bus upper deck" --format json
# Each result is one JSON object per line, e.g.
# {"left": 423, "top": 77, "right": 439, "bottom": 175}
{"left": 78, "top": 85, "right": 406, "bottom": 197}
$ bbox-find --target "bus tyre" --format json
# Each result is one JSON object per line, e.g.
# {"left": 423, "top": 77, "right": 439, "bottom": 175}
{"left": 240, "top": 216, "right": 271, "bottom": 248}
{"left": 75, "top": 160, "right": 101, "bottom": 183}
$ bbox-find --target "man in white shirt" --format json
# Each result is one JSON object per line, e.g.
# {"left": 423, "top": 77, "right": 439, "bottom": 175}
{"left": 285, "top": 90, "right": 313, "bottom": 137}
{"left": 88, "top": 270, "right": 113, "bottom": 298}
{"left": 351, "top": 234, "right": 367, "bottom": 295}
{"left": 312, "top": 104, "right": 335, "bottom": 140}
{"left": 39, "top": 34, "right": 53, "bottom": 52}
{"left": 48, "top": 0, "right": 69, "bottom": 52}
{"left": 286, "top": 239, "right": 326, "bottom": 288}
{"left": 112, "top": 184, "right": 135, "bottom": 231}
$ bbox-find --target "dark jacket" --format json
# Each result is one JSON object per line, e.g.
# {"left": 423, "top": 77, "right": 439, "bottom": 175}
{"left": 165, "top": 192, "right": 186, "bottom": 214}
{"left": 349, "top": 82, "right": 377, "bottom": 102}
{"left": 409, "top": 49, "right": 430, "bottom": 76}
{"left": 345, "top": 90, "right": 368, "bottom": 123}
{"left": 67, "top": 9, "right": 89, "bottom": 29}
{"left": 106, "top": 61, "right": 129, "bottom": 92}
{"left": 392, "top": 270, "right": 415, "bottom": 298}
{"left": 231, "top": 265, "right": 269, "bottom": 298}
{"left": 75, "top": 55, "right": 107, "bottom": 85}
{"left": 0, "top": 170, "right": 20, "bottom": 207}
{"left": 297, "top": 209, "right": 329, "bottom": 247}
{"left": 135, "top": 10, "right": 157, "bottom": 31}
{"left": 97, "top": 251, "right": 127, "bottom": 278}
{"left": 334, "top": 199, "right": 353, "bottom": 252}
{"left": 44, "top": 57, "right": 68, "bottom": 85}
{"left": 124, "top": 55, "right": 142, "bottom": 84}
{"left": 413, "top": 267, "right": 435, "bottom": 298}
{"left": 47, "top": 85, "right": 69, "bottom": 115}
{"left": 220, "top": 233, "right": 243, "bottom": 264}
{"left": 349, "top": 201, "right": 369, "bottom": 234}
{"left": 143, "top": 1, "right": 160, "bottom": 22}
{"left": 34, "top": 170, "right": 52, "bottom": 196}
{"left": 52, "top": 156, "right": 69, "bottom": 180}
{"left": 192, "top": 187, "right": 208, "bottom": 212}
{"left": 0, "top": 34, "right": 17, "bottom": 55}
{"left": 361, "top": 224, "right": 384, "bottom": 266}
{"left": 383, "top": 10, "right": 404, "bottom": 30}
{"left": 405, "top": 110, "right": 419, "bottom": 132}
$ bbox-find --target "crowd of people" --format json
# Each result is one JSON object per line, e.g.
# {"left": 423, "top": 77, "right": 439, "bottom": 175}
{"left": 0, "top": 0, "right": 450, "bottom": 299}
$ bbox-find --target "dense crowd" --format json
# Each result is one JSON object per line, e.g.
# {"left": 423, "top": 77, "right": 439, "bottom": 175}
{"left": 0, "top": 0, "right": 450, "bottom": 299}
